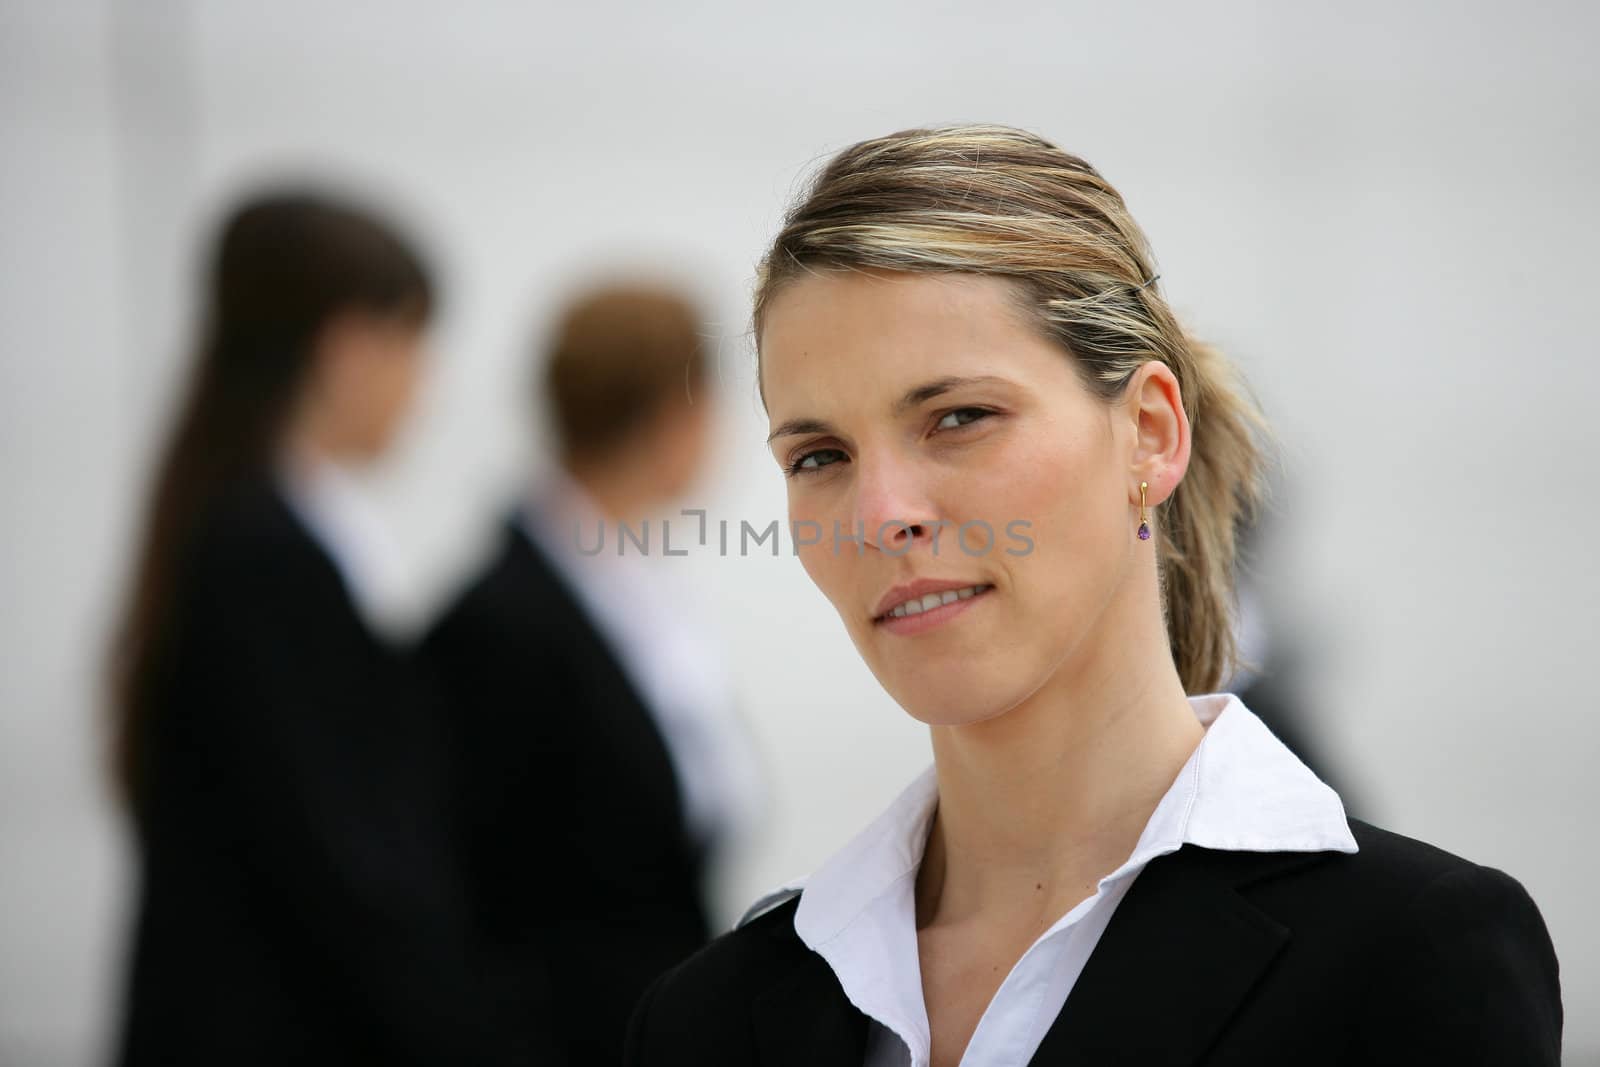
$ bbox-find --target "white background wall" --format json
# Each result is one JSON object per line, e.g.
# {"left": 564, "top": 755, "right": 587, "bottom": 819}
{"left": 2, "top": 1, "right": 1596, "bottom": 1063}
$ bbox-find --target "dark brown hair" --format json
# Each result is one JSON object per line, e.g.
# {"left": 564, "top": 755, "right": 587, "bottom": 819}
{"left": 107, "top": 190, "right": 434, "bottom": 815}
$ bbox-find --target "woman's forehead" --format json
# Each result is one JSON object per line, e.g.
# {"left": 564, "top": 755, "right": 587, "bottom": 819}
{"left": 760, "top": 271, "right": 1059, "bottom": 418}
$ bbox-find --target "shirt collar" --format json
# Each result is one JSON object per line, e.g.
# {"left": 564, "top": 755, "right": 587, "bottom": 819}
{"left": 273, "top": 449, "right": 404, "bottom": 632}
{"left": 786, "top": 692, "right": 1357, "bottom": 952}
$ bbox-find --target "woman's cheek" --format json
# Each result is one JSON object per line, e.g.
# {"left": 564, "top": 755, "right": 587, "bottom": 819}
{"left": 790, "top": 502, "right": 848, "bottom": 607}
{"left": 797, "top": 544, "right": 834, "bottom": 602}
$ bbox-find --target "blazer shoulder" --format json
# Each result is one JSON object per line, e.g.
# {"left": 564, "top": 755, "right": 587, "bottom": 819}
{"left": 1246, "top": 818, "right": 1553, "bottom": 937}
{"left": 1331, "top": 818, "right": 1552, "bottom": 924}
{"left": 422, "top": 527, "right": 540, "bottom": 644}
{"left": 435, "top": 515, "right": 576, "bottom": 613}
{"left": 175, "top": 477, "right": 354, "bottom": 630}
{"left": 627, "top": 896, "right": 816, "bottom": 1060}
{"left": 1342, "top": 817, "right": 1498, "bottom": 891}
{"left": 656, "top": 894, "right": 809, "bottom": 1004}
{"left": 187, "top": 476, "right": 314, "bottom": 572}
{"left": 1333, "top": 821, "right": 1563, "bottom": 1060}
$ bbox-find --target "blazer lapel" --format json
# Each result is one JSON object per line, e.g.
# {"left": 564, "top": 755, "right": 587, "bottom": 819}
{"left": 1031, "top": 845, "right": 1325, "bottom": 1065}
{"left": 750, "top": 944, "right": 869, "bottom": 1067}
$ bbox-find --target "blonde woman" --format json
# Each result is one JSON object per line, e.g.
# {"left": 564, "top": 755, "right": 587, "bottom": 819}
{"left": 624, "top": 126, "right": 1562, "bottom": 1066}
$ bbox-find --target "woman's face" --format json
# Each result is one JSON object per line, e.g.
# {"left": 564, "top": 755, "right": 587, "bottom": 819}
{"left": 313, "top": 310, "right": 428, "bottom": 460}
{"left": 761, "top": 270, "right": 1148, "bottom": 727}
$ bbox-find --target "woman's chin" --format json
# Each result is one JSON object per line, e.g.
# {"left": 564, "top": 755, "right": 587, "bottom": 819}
{"left": 886, "top": 677, "right": 1030, "bottom": 729}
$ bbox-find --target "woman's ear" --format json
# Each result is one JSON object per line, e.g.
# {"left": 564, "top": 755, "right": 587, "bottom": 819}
{"left": 1125, "top": 361, "right": 1190, "bottom": 506}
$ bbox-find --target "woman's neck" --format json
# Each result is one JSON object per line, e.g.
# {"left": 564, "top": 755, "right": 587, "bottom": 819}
{"left": 917, "top": 592, "right": 1203, "bottom": 928}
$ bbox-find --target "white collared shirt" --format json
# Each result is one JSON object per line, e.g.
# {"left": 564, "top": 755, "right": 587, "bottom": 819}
{"left": 274, "top": 451, "right": 409, "bottom": 636}
{"left": 741, "top": 693, "right": 1358, "bottom": 1067}
{"left": 518, "top": 470, "right": 766, "bottom": 853}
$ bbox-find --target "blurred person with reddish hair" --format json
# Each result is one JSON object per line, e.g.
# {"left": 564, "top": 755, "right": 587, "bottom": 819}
{"left": 108, "top": 190, "right": 511, "bottom": 1066}
{"left": 422, "top": 280, "right": 761, "bottom": 1065}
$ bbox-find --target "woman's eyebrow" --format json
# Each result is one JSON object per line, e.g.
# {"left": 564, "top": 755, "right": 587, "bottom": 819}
{"left": 766, "top": 417, "right": 833, "bottom": 445}
{"left": 892, "top": 374, "right": 1011, "bottom": 415}
{"left": 768, "top": 375, "right": 1013, "bottom": 444}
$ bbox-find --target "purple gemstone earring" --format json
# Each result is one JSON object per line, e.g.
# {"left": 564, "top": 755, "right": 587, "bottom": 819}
{"left": 1137, "top": 481, "right": 1152, "bottom": 541}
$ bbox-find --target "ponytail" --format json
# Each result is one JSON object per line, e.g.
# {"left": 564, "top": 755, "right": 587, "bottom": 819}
{"left": 1156, "top": 337, "right": 1268, "bottom": 692}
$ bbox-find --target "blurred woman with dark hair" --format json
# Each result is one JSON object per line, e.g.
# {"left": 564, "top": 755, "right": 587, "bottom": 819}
{"left": 108, "top": 190, "right": 504, "bottom": 1066}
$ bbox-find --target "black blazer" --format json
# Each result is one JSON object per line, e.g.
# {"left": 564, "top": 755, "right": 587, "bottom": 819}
{"left": 625, "top": 820, "right": 1562, "bottom": 1065}
{"left": 419, "top": 516, "right": 713, "bottom": 1066}
{"left": 116, "top": 475, "right": 508, "bottom": 1067}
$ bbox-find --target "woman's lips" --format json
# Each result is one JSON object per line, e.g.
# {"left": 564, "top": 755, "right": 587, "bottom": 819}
{"left": 875, "top": 583, "right": 994, "bottom": 635}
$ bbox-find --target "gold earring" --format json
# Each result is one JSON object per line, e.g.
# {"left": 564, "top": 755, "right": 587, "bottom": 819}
{"left": 1138, "top": 482, "right": 1151, "bottom": 541}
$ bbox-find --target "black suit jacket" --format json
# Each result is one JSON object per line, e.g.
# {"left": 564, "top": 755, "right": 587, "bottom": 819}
{"left": 419, "top": 517, "right": 713, "bottom": 1066}
{"left": 116, "top": 475, "right": 508, "bottom": 1066}
{"left": 626, "top": 820, "right": 1562, "bottom": 1065}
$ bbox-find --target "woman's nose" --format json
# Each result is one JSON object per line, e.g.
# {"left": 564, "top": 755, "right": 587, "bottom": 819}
{"left": 852, "top": 456, "right": 942, "bottom": 555}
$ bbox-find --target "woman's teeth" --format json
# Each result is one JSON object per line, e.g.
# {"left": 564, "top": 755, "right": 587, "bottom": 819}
{"left": 886, "top": 584, "right": 992, "bottom": 618}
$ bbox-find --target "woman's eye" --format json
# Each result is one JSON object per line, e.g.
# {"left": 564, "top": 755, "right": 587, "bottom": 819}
{"left": 788, "top": 448, "right": 846, "bottom": 476}
{"left": 935, "top": 407, "right": 992, "bottom": 431}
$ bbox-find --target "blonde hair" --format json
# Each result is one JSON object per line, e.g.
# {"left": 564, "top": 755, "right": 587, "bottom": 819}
{"left": 753, "top": 124, "right": 1266, "bottom": 693}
